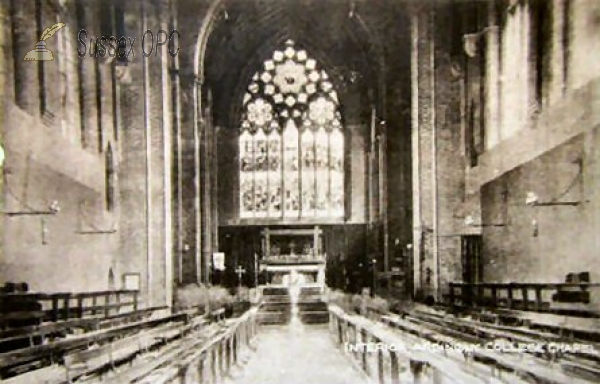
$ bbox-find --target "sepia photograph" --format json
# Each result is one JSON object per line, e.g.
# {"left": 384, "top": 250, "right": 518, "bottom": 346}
{"left": 0, "top": 0, "right": 599, "bottom": 382}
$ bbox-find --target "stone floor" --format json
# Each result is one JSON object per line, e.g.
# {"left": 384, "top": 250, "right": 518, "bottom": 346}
{"left": 225, "top": 320, "right": 369, "bottom": 384}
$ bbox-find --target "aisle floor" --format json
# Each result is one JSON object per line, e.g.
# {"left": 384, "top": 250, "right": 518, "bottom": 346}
{"left": 226, "top": 321, "right": 369, "bottom": 384}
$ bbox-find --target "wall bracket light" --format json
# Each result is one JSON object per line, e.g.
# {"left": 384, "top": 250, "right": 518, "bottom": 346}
{"left": 75, "top": 229, "right": 117, "bottom": 235}
{"left": 463, "top": 26, "right": 499, "bottom": 58}
{"left": 348, "top": 0, "right": 356, "bottom": 18}
{"left": 3, "top": 201, "right": 60, "bottom": 217}
{"left": 525, "top": 191, "right": 583, "bottom": 207}
{"left": 464, "top": 215, "right": 506, "bottom": 228}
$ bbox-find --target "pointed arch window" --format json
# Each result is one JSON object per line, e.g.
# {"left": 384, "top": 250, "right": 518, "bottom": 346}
{"left": 105, "top": 144, "right": 115, "bottom": 211}
{"left": 239, "top": 40, "right": 344, "bottom": 220}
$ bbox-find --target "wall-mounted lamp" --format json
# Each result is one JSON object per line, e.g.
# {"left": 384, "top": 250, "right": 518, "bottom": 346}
{"left": 464, "top": 215, "right": 506, "bottom": 228}
{"left": 3, "top": 200, "right": 60, "bottom": 216}
{"left": 525, "top": 191, "right": 582, "bottom": 207}
{"left": 463, "top": 34, "right": 479, "bottom": 58}
{"left": 507, "top": 0, "right": 522, "bottom": 14}
{"left": 463, "top": 26, "right": 498, "bottom": 58}
{"left": 113, "top": 59, "right": 131, "bottom": 84}
{"left": 450, "top": 61, "right": 464, "bottom": 79}
{"left": 371, "top": 258, "right": 377, "bottom": 294}
{"left": 419, "top": 225, "right": 434, "bottom": 234}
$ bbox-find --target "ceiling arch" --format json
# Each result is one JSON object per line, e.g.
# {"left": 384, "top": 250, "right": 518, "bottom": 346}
{"left": 228, "top": 36, "right": 353, "bottom": 129}
{"left": 193, "top": 0, "right": 225, "bottom": 81}
{"left": 201, "top": 0, "right": 389, "bottom": 128}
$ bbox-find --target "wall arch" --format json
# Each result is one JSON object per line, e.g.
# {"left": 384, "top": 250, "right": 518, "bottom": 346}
{"left": 105, "top": 143, "right": 115, "bottom": 212}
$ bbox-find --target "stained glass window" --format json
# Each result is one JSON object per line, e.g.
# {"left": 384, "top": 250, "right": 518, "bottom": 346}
{"left": 239, "top": 40, "right": 344, "bottom": 220}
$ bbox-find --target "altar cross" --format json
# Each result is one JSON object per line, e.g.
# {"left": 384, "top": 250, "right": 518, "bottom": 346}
{"left": 235, "top": 266, "right": 246, "bottom": 288}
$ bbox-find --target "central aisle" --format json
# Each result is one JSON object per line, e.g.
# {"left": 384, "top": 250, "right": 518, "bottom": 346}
{"left": 226, "top": 322, "right": 369, "bottom": 384}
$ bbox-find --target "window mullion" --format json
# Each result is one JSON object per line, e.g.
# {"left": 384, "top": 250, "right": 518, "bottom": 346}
{"left": 328, "top": 126, "right": 332, "bottom": 217}
{"left": 313, "top": 128, "right": 317, "bottom": 218}
{"left": 251, "top": 132, "right": 256, "bottom": 219}
{"left": 281, "top": 123, "right": 285, "bottom": 219}
{"left": 266, "top": 128, "right": 270, "bottom": 219}
{"left": 298, "top": 119, "right": 303, "bottom": 219}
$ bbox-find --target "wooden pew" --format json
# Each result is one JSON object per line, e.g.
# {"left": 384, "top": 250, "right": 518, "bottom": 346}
{"left": 115, "top": 308, "right": 258, "bottom": 384}
{"left": 0, "top": 294, "right": 158, "bottom": 357}
{"left": 1, "top": 311, "right": 206, "bottom": 383}
{"left": 0, "top": 304, "right": 226, "bottom": 381}
{"left": 1, "top": 364, "right": 66, "bottom": 384}
{"left": 63, "top": 320, "right": 188, "bottom": 381}
{"left": 0, "top": 290, "right": 139, "bottom": 327}
{"left": 0, "top": 312, "right": 187, "bottom": 374}
{"left": 347, "top": 307, "right": 597, "bottom": 384}
{"left": 209, "top": 308, "right": 226, "bottom": 322}
{"left": 449, "top": 282, "right": 600, "bottom": 316}
{"left": 404, "top": 305, "right": 600, "bottom": 380}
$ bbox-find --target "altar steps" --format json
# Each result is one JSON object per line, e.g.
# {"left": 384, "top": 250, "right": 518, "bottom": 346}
{"left": 299, "top": 309, "right": 329, "bottom": 324}
{"left": 256, "top": 311, "right": 291, "bottom": 325}
{"left": 298, "top": 288, "right": 328, "bottom": 324}
{"left": 257, "top": 288, "right": 291, "bottom": 325}
{"left": 257, "top": 286, "right": 329, "bottom": 325}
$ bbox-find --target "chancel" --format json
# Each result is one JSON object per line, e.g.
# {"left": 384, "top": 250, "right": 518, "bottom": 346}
{"left": 1, "top": 0, "right": 600, "bottom": 383}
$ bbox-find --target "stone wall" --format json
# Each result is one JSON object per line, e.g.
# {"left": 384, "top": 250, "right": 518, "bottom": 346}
{"left": 471, "top": 0, "right": 600, "bottom": 285}
{"left": 1, "top": 0, "right": 175, "bottom": 307}
{"left": 2, "top": 0, "right": 118, "bottom": 293}
{"left": 481, "top": 135, "right": 597, "bottom": 283}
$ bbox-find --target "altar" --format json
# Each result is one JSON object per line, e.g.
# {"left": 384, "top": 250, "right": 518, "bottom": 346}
{"left": 259, "top": 226, "right": 326, "bottom": 291}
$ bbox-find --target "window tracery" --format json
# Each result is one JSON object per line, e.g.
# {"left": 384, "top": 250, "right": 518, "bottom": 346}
{"left": 239, "top": 40, "right": 344, "bottom": 220}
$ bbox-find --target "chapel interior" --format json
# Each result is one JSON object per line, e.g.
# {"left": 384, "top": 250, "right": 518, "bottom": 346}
{"left": 1, "top": 0, "right": 600, "bottom": 382}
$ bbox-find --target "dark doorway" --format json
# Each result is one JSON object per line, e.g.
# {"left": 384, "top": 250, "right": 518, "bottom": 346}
{"left": 461, "top": 235, "right": 483, "bottom": 284}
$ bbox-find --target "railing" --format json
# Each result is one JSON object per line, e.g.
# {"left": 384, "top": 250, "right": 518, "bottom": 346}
{"left": 329, "top": 305, "right": 483, "bottom": 384}
{"left": 260, "top": 255, "right": 325, "bottom": 264}
{"left": 448, "top": 282, "right": 600, "bottom": 313}
{"left": 146, "top": 307, "right": 259, "bottom": 384}
{"left": 0, "top": 289, "right": 139, "bottom": 326}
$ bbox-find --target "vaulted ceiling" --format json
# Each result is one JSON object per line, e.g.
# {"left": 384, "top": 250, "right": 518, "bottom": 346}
{"left": 201, "top": 0, "right": 412, "bottom": 128}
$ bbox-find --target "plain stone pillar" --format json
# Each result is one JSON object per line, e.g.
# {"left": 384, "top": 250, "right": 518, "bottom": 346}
{"left": 410, "top": 5, "right": 438, "bottom": 299}
{"left": 10, "top": 0, "right": 40, "bottom": 115}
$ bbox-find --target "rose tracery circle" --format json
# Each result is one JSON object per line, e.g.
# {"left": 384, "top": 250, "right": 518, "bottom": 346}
{"left": 273, "top": 60, "right": 308, "bottom": 94}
